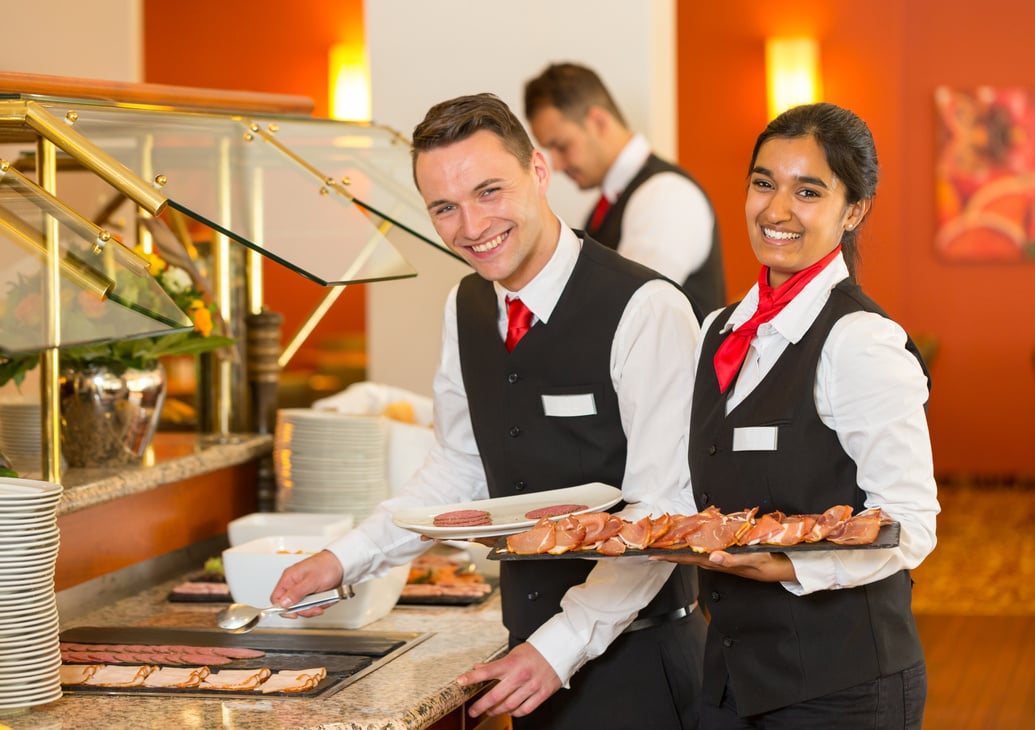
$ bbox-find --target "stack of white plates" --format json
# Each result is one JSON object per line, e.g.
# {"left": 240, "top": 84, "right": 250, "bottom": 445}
{"left": 0, "top": 401, "right": 43, "bottom": 475}
{"left": 0, "top": 477, "right": 63, "bottom": 710}
{"left": 274, "top": 409, "right": 390, "bottom": 521}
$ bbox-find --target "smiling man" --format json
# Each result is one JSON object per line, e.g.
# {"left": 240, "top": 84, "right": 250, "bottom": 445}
{"left": 270, "top": 93, "right": 705, "bottom": 729}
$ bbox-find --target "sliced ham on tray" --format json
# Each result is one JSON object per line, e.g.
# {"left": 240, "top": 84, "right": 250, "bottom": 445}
{"left": 59, "top": 664, "right": 102, "bottom": 685}
{"left": 83, "top": 664, "right": 157, "bottom": 687}
{"left": 260, "top": 667, "right": 327, "bottom": 694}
{"left": 142, "top": 666, "right": 211, "bottom": 689}
{"left": 497, "top": 505, "right": 893, "bottom": 556}
{"left": 201, "top": 667, "right": 272, "bottom": 691}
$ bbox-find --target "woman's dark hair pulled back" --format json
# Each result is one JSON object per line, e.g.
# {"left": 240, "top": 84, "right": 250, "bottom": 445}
{"left": 750, "top": 103, "right": 879, "bottom": 280}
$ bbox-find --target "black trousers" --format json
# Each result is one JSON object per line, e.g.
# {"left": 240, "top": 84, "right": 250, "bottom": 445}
{"left": 511, "top": 609, "right": 707, "bottom": 730}
{"left": 700, "top": 661, "right": 928, "bottom": 730}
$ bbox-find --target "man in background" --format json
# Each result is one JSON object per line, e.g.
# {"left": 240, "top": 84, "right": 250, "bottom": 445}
{"left": 524, "top": 62, "right": 726, "bottom": 320}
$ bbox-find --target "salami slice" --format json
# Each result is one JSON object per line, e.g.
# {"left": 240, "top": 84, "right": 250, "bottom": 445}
{"left": 524, "top": 503, "right": 588, "bottom": 520}
{"left": 432, "top": 509, "right": 492, "bottom": 527}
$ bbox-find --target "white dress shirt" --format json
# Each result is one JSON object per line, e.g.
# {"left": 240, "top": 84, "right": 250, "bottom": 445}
{"left": 326, "top": 225, "right": 701, "bottom": 685}
{"left": 599, "top": 133, "right": 715, "bottom": 284}
{"left": 698, "top": 252, "right": 939, "bottom": 595}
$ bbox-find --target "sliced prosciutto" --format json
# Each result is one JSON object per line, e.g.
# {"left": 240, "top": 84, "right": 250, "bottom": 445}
{"left": 804, "top": 505, "right": 854, "bottom": 542}
{"left": 765, "top": 514, "right": 817, "bottom": 546}
{"left": 650, "top": 508, "right": 721, "bottom": 549}
{"left": 826, "top": 508, "right": 886, "bottom": 545}
{"left": 618, "top": 515, "right": 654, "bottom": 550}
{"left": 596, "top": 536, "right": 627, "bottom": 556}
{"left": 506, "top": 517, "right": 556, "bottom": 554}
{"left": 737, "top": 511, "right": 786, "bottom": 546}
{"left": 548, "top": 515, "right": 587, "bottom": 555}
{"left": 683, "top": 508, "right": 757, "bottom": 553}
{"left": 573, "top": 512, "right": 623, "bottom": 548}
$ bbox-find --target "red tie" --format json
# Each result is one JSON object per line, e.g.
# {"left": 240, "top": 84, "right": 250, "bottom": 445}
{"left": 588, "top": 194, "right": 610, "bottom": 232}
{"left": 713, "top": 246, "right": 842, "bottom": 393}
{"left": 505, "top": 296, "right": 534, "bottom": 352}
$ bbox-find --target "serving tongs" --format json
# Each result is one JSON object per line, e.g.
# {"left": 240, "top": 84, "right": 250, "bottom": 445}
{"left": 215, "top": 584, "right": 355, "bottom": 633}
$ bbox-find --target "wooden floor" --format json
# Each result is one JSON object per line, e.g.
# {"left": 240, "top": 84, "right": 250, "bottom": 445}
{"left": 914, "top": 480, "right": 1035, "bottom": 729}
{"left": 918, "top": 614, "right": 1035, "bottom": 729}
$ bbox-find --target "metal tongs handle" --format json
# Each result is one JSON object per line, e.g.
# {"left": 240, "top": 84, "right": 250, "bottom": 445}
{"left": 270, "top": 584, "right": 355, "bottom": 615}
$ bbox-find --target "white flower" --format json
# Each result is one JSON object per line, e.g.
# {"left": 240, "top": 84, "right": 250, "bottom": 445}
{"left": 161, "top": 265, "right": 193, "bottom": 294}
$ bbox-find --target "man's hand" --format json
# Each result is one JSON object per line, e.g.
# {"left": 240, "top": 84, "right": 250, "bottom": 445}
{"left": 456, "top": 642, "right": 562, "bottom": 718}
{"left": 650, "top": 549, "right": 796, "bottom": 583}
{"left": 269, "top": 549, "right": 345, "bottom": 616}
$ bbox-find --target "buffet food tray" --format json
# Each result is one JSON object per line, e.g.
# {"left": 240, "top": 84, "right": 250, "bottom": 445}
{"left": 398, "top": 576, "right": 499, "bottom": 606}
{"left": 488, "top": 522, "right": 900, "bottom": 560}
{"left": 59, "top": 626, "right": 432, "bottom": 699}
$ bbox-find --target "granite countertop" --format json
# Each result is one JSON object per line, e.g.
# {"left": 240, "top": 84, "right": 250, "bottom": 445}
{"left": 10, "top": 574, "right": 508, "bottom": 729}
{"left": 54, "top": 432, "right": 274, "bottom": 516}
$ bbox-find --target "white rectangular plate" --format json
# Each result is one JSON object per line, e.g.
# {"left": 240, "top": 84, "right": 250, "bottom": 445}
{"left": 391, "top": 483, "right": 622, "bottom": 539}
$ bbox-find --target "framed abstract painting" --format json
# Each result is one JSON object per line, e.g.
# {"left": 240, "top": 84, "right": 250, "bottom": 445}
{"left": 934, "top": 86, "right": 1035, "bottom": 262}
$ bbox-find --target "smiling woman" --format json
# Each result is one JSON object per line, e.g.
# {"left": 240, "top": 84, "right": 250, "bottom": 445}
{"left": 654, "top": 103, "right": 939, "bottom": 729}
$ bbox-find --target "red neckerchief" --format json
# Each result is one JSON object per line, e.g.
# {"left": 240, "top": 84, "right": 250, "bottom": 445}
{"left": 713, "top": 245, "right": 842, "bottom": 393}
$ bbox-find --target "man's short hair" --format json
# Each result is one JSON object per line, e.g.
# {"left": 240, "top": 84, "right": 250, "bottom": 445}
{"left": 524, "top": 62, "right": 627, "bottom": 126}
{"left": 411, "top": 93, "right": 534, "bottom": 185}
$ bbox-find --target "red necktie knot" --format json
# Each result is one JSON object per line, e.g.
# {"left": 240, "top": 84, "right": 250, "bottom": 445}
{"left": 505, "top": 296, "right": 534, "bottom": 352}
{"left": 588, "top": 195, "right": 610, "bottom": 233}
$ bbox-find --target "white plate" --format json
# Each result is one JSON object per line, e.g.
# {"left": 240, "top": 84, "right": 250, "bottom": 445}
{"left": 392, "top": 483, "right": 623, "bottom": 539}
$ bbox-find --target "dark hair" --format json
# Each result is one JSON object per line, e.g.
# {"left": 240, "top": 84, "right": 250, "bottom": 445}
{"left": 411, "top": 93, "right": 534, "bottom": 185}
{"left": 523, "top": 62, "right": 627, "bottom": 127}
{"left": 750, "top": 102, "right": 879, "bottom": 281}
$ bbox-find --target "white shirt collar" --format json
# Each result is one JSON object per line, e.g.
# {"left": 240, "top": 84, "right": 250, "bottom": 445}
{"left": 600, "top": 133, "right": 650, "bottom": 203}
{"left": 721, "top": 251, "right": 851, "bottom": 345}
{"left": 493, "top": 225, "right": 581, "bottom": 325}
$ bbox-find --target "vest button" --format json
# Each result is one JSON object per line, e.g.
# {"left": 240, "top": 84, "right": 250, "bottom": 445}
{"left": 723, "top": 637, "right": 734, "bottom": 648}
{"left": 507, "top": 372, "right": 519, "bottom": 384}
{"left": 513, "top": 481, "right": 527, "bottom": 491}
{"left": 527, "top": 591, "right": 540, "bottom": 601}
{"left": 701, "top": 492, "right": 710, "bottom": 503}
{"left": 708, "top": 444, "right": 718, "bottom": 455}
{"left": 509, "top": 426, "right": 521, "bottom": 438}
{"left": 710, "top": 591, "right": 721, "bottom": 602}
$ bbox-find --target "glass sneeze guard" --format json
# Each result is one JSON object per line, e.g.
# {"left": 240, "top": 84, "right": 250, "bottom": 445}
{"left": 0, "top": 180, "right": 192, "bottom": 355}
{"left": 33, "top": 102, "right": 455, "bottom": 286}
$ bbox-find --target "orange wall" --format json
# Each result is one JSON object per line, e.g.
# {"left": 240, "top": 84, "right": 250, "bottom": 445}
{"left": 677, "top": 1, "right": 1035, "bottom": 477}
{"left": 142, "top": 0, "right": 366, "bottom": 372}
{"left": 143, "top": 1, "right": 1033, "bottom": 476}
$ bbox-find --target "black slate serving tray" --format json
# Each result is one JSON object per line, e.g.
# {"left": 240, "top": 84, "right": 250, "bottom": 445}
{"left": 488, "top": 522, "right": 901, "bottom": 560}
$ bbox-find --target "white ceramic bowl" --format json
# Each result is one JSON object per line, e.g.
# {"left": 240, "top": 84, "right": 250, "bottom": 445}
{"left": 221, "top": 535, "right": 408, "bottom": 630}
{"left": 227, "top": 512, "right": 355, "bottom": 547}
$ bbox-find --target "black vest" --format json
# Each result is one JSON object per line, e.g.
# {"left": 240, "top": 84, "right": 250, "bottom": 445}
{"left": 457, "top": 238, "right": 697, "bottom": 639}
{"left": 587, "top": 154, "right": 726, "bottom": 322}
{"left": 689, "top": 280, "right": 929, "bottom": 716}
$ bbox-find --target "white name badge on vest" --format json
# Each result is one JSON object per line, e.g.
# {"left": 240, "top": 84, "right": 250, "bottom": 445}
{"left": 732, "top": 426, "right": 779, "bottom": 451}
{"left": 541, "top": 393, "right": 597, "bottom": 418}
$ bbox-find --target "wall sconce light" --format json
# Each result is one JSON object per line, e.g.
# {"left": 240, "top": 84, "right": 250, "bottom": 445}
{"left": 765, "top": 37, "right": 822, "bottom": 120}
{"left": 329, "top": 41, "right": 371, "bottom": 121}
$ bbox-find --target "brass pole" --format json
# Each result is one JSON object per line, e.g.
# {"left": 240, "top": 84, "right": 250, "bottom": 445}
{"left": 278, "top": 219, "right": 391, "bottom": 369}
{"left": 36, "top": 137, "right": 62, "bottom": 483}
{"left": 24, "top": 102, "right": 167, "bottom": 216}
{"left": 213, "top": 135, "right": 233, "bottom": 435}
{"left": 246, "top": 162, "right": 264, "bottom": 314}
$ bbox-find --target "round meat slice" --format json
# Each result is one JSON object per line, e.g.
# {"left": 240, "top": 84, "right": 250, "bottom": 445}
{"left": 524, "top": 503, "right": 589, "bottom": 520}
{"left": 432, "top": 509, "right": 492, "bottom": 528}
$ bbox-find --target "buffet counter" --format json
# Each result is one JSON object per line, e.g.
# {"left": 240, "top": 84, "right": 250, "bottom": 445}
{"left": 5, "top": 431, "right": 510, "bottom": 729}
{"left": 15, "top": 572, "right": 509, "bottom": 729}
{"left": 52, "top": 432, "right": 271, "bottom": 592}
